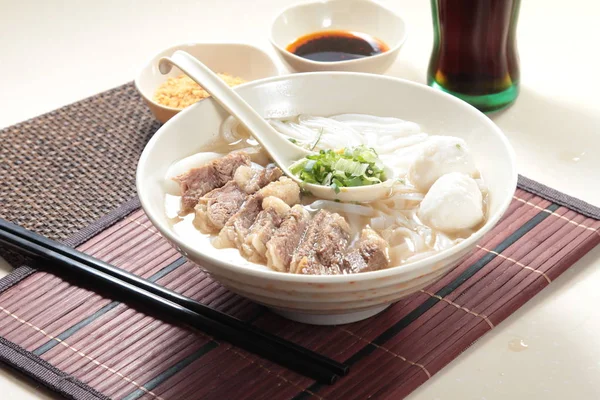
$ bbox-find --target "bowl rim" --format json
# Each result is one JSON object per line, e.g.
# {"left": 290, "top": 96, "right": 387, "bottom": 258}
{"left": 269, "top": 0, "right": 408, "bottom": 67}
{"left": 137, "top": 71, "right": 518, "bottom": 284}
{"left": 134, "top": 41, "right": 280, "bottom": 113}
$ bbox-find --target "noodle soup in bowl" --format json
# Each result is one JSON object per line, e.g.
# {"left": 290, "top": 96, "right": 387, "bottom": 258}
{"left": 137, "top": 72, "right": 517, "bottom": 325}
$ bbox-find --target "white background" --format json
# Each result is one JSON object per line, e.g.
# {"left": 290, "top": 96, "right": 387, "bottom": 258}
{"left": 1, "top": 0, "right": 599, "bottom": 398}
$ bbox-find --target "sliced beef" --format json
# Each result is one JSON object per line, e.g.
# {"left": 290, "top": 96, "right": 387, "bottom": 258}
{"left": 193, "top": 181, "right": 246, "bottom": 233}
{"left": 173, "top": 151, "right": 250, "bottom": 214}
{"left": 193, "top": 165, "right": 282, "bottom": 233}
{"left": 214, "top": 194, "right": 262, "bottom": 249}
{"left": 290, "top": 210, "right": 351, "bottom": 275}
{"left": 342, "top": 228, "right": 389, "bottom": 273}
{"left": 215, "top": 177, "right": 301, "bottom": 249}
{"left": 265, "top": 205, "right": 311, "bottom": 272}
{"left": 242, "top": 197, "right": 291, "bottom": 262}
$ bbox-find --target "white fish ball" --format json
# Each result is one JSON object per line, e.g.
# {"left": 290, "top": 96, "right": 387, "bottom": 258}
{"left": 408, "top": 136, "right": 478, "bottom": 192}
{"left": 418, "top": 172, "right": 484, "bottom": 233}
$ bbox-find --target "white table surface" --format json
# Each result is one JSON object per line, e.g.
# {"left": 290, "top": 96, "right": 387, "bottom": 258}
{"left": 1, "top": 0, "right": 599, "bottom": 398}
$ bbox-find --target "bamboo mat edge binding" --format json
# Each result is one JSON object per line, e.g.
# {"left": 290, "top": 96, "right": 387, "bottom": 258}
{"left": 516, "top": 175, "right": 600, "bottom": 219}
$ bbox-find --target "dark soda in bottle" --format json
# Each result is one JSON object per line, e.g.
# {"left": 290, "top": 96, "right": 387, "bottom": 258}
{"left": 427, "top": 0, "right": 521, "bottom": 112}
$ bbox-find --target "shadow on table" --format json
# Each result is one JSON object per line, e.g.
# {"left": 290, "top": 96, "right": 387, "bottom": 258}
{"left": 489, "top": 86, "right": 599, "bottom": 172}
{"left": 384, "top": 62, "right": 427, "bottom": 85}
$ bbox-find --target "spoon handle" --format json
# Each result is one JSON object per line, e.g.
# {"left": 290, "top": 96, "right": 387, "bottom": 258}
{"left": 158, "top": 51, "right": 308, "bottom": 170}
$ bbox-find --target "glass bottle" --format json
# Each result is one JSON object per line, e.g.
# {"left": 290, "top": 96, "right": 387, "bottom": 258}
{"left": 427, "top": 0, "right": 521, "bottom": 112}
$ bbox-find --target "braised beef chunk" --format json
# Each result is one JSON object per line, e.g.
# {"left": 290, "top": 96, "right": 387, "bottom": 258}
{"left": 265, "top": 205, "right": 310, "bottom": 272}
{"left": 290, "top": 210, "right": 351, "bottom": 275}
{"left": 215, "top": 178, "right": 301, "bottom": 250}
{"left": 242, "top": 197, "right": 290, "bottom": 262}
{"left": 193, "top": 165, "right": 282, "bottom": 233}
{"left": 173, "top": 151, "right": 250, "bottom": 214}
{"left": 343, "top": 228, "right": 389, "bottom": 273}
{"left": 236, "top": 164, "right": 282, "bottom": 194}
{"left": 257, "top": 177, "right": 300, "bottom": 206}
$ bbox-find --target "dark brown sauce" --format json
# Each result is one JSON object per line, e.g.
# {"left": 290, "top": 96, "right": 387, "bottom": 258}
{"left": 286, "top": 30, "right": 389, "bottom": 62}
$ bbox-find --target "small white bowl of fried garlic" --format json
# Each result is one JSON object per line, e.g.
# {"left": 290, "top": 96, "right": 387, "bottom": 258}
{"left": 136, "top": 43, "right": 281, "bottom": 123}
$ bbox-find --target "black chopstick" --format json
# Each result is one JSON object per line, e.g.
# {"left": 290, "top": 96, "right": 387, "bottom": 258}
{"left": 0, "top": 219, "right": 349, "bottom": 383}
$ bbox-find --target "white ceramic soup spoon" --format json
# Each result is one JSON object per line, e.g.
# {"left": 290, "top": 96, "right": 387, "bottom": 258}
{"left": 158, "top": 50, "right": 395, "bottom": 202}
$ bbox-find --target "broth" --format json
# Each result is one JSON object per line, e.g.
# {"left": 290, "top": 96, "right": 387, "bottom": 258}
{"left": 166, "top": 114, "right": 488, "bottom": 273}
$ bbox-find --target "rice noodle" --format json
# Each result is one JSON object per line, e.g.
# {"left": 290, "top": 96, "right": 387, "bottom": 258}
{"left": 370, "top": 215, "right": 396, "bottom": 231}
{"left": 268, "top": 120, "right": 317, "bottom": 141}
{"left": 220, "top": 116, "right": 255, "bottom": 143}
{"left": 307, "top": 200, "right": 376, "bottom": 217}
{"left": 391, "top": 192, "right": 425, "bottom": 201}
{"left": 298, "top": 115, "right": 364, "bottom": 148}
{"left": 475, "top": 178, "right": 488, "bottom": 194}
{"left": 330, "top": 114, "right": 422, "bottom": 137}
{"left": 404, "top": 250, "right": 438, "bottom": 264}
{"left": 434, "top": 233, "right": 458, "bottom": 251}
{"left": 389, "top": 243, "right": 413, "bottom": 263}
{"left": 385, "top": 134, "right": 429, "bottom": 151}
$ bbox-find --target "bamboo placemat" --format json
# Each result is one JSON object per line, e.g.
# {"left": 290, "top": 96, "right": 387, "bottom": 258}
{"left": 0, "top": 83, "right": 160, "bottom": 242}
{"left": 0, "top": 187, "right": 598, "bottom": 400}
{"left": 1, "top": 83, "right": 599, "bottom": 399}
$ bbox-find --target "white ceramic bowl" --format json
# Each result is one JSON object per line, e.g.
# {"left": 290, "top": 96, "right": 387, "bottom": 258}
{"left": 135, "top": 42, "right": 280, "bottom": 123}
{"left": 270, "top": 0, "right": 407, "bottom": 73}
{"left": 137, "top": 73, "right": 517, "bottom": 325}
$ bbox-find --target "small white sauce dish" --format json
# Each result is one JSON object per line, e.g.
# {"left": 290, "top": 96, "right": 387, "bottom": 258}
{"left": 135, "top": 43, "right": 280, "bottom": 123}
{"left": 270, "top": 0, "right": 407, "bottom": 73}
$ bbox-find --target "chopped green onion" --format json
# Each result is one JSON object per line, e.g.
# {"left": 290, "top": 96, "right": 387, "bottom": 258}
{"left": 310, "top": 128, "right": 324, "bottom": 151}
{"left": 289, "top": 159, "right": 306, "bottom": 175}
{"left": 304, "top": 159, "right": 316, "bottom": 172}
{"left": 289, "top": 145, "right": 386, "bottom": 192}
